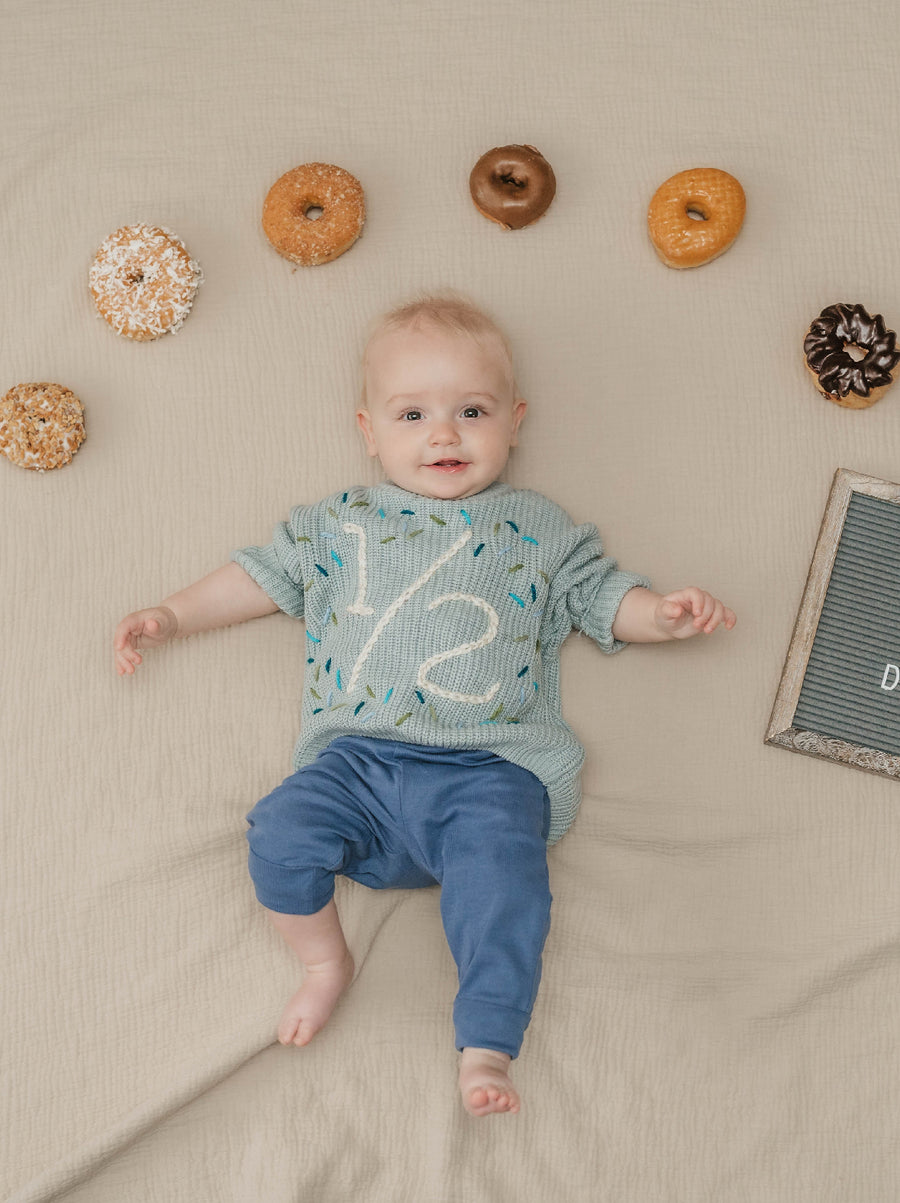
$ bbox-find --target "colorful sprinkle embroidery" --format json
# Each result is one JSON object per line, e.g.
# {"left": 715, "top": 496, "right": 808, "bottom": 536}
{"left": 300, "top": 488, "right": 556, "bottom": 740}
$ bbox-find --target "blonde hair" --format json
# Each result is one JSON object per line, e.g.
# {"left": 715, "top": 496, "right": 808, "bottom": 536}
{"left": 360, "top": 291, "right": 518, "bottom": 406}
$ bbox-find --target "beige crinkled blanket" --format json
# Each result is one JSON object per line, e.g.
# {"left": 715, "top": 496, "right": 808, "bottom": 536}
{"left": 5, "top": 1, "right": 900, "bottom": 1200}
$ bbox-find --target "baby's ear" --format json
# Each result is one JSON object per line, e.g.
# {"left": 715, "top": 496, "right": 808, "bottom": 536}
{"left": 509, "top": 397, "right": 527, "bottom": 446}
{"left": 355, "top": 407, "right": 378, "bottom": 457}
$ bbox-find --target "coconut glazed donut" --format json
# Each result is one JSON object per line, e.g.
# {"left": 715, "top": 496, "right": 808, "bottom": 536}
{"left": 647, "top": 168, "right": 745, "bottom": 268}
{"left": 0, "top": 383, "right": 86, "bottom": 471}
{"left": 803, "top": 303, "right": 900, "bottom": 408}
{"left": 262, "top": 163, "right": 366, "bottom": 266}
{"left": 469, "top": 145, "right": 556, "bottom": 229}
{"left": 89, "top": 224, "right": 203, "bottom": 341}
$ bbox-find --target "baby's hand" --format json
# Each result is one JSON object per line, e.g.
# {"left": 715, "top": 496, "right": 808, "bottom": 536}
{"left": 114, "top": 606, "right": 178, "bottom": 675}
{"left": 654, "top": 588, "right": 736, "bottom": 640}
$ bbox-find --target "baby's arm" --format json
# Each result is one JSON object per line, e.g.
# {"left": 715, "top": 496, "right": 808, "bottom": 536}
{"left": 114, "top": 561, "right": 279, "bottom": 676}
{"left": 611, "top": 586, "right": 736, "bottom": 644}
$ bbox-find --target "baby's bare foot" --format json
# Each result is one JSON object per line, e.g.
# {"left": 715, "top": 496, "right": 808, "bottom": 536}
{"left": 458, "top": 1047, "right": 520, "bottom": 1116}
{"left": 278, "top": 951, "right": 354, "bottom": 1047}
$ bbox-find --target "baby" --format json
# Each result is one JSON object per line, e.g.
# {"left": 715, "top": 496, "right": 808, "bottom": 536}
{"left": 114, "top": 294, "right": 735, "bottom": 1117}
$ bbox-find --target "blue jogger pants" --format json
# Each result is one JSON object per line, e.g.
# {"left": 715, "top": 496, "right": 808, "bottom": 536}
{"left": 245, "top": 734, "right": 552, "bottom": 1059}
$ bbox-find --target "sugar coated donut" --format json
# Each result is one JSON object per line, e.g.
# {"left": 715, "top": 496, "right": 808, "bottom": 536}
{"left": 90, "top": 224, "right": 203, "bottom": 341}
{"left": 647, "top": 168, "right": 745, "bottom": 269}
{"left": 0, "top": 383, "right": 86, "bottom": 471}
{"left": 804, "top": 303, "right": 900, "bottom": 409}
{"left": 469, "top": 145, "right": 556, "bottom": 230}
{"left": 262, "top": 163, "right": 365, "bottom": 266}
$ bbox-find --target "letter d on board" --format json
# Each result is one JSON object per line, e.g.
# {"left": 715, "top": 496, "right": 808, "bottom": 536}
{"left": 881, "top": 664, "right": 900, "bottom": 691}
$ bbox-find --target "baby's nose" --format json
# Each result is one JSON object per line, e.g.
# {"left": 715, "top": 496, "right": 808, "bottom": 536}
{"left": 429, "top": 420, "right": 461, "bottom": 444}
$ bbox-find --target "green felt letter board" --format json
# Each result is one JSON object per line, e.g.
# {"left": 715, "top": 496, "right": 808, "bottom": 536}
{"left": 767, "top": 469, "right": 900, "bottom": 779}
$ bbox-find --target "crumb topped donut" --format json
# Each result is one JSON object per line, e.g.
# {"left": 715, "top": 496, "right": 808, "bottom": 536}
{"left": 89, "top": 224, "right": 203, "bottom": 341}
{"left": 262, "top": 163, "right": 365, "bottom": 266}
{"left": 469, "top": 145, "right": 556, "bottom": 229}
{"left": 647, "top": 168, "right": 745, "bottom": 268}
{"left": 0, "top": 383, "right": 86, "bottom": 471}
{"left": 804, "top": 303, "right": 900, "bottom": 408}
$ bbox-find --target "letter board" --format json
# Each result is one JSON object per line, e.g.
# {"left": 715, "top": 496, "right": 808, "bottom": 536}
{"left": 766, "top": 468, "right": 900, "bottom": 778}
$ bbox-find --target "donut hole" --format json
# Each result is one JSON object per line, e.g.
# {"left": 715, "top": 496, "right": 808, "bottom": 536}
{"left": 685, "top": 206, "right": 709, "bottom": 222}
{"left": 303, "top": 205, "right": 325, "bottom": 221}
{"left": 497, "top": 172, "right": 527, "bottom": 191}
{"left": 126, "top": 270, "right": 146, "bottom": 286}
{"left": 845, "top": 343, "right": 868, "bottom": 362}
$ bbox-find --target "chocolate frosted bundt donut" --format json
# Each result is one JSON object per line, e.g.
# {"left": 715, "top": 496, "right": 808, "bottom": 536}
{"left": 803, "top": 303, "right": 900, "bottom": 408}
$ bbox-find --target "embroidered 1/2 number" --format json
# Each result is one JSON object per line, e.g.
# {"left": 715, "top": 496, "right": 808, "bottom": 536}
{"left": 342, "top": 523, "right": 500, "bottom": 703}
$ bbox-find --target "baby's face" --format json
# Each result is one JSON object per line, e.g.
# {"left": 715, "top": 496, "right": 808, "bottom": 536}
{"left": 357, "top": 326, "right": 526, "bottom": 500}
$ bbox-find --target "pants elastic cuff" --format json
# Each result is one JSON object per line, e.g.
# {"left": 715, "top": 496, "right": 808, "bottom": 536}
{"left": 247, "top": 849, "right": 334, "bottom": 915}
{"left": 453, "top": 996, "right": 532, "bottom": 1060}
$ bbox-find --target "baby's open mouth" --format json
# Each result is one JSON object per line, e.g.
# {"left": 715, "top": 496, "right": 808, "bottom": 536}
{"left": 430, "top": 457, "right": 471, "bottom": 471}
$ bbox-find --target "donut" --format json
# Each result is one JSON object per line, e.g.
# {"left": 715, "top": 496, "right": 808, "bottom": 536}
{"left": 647, "top": 168, "right": 745, "bottom": 268}
{"left": 0, "top": 383, "right": 86, "bottom": 471}
{"left": 89, "top": 224, "right": 203, "bottom": 341}
{"left": 803, "top": 303, "right": 900, "bottom": 409}
{"left": 469, "top": 145, "right": 556, "bottom": 230}
{"left": 262, "top": 164, "right": 365, "bottom": 266}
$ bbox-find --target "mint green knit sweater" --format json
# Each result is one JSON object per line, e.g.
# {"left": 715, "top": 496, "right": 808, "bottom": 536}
{"left": 233, "top": 480, "right": 650, "bottom": 844}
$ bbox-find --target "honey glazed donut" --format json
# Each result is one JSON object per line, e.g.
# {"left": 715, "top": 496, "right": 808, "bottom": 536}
{"left": 0, "top": 382, "right": 86, "bottom": 471}
{"left": 262, "top": 163, "right": 366, "bottom": 266}
{"left": 647, "top": 168, "right": 746, "bottom": 269}
{"left": 469, "top": 144, "right": 556, "bottom": 230}
{"left": 89, "top": 224, "right": 203, "bottom": 341}
{"left": 803, "top": 303, "right": 900, "bottom": 408}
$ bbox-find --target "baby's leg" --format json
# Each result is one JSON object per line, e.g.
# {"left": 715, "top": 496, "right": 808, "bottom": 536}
{"left": 266, "top": 900, "right": 355, "bottom": 1047}
{"left": 433, "top": 767, "right": 552, "bottom": 1116}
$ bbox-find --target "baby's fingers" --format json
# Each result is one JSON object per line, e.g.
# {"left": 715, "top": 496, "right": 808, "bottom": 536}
{"left": 701, "top": 599, "right": 737, "bottom": 634}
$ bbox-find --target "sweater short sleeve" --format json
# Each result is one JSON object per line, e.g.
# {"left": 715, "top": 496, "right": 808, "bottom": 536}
{"left": 232, "top": 506, "right": 309, "bottom": 619}
{"left": 549, "top": 520, "right": 651, "bottom": 654}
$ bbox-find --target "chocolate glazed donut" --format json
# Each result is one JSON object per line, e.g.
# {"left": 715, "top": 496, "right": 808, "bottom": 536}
{"left": 804, "top": 303, "right": 900, "bottom": 408}
{"left": 469, "top": 145, "right": 556, "bottom": 230}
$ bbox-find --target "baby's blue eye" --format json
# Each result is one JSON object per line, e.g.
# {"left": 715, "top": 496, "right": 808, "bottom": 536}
{"left": 403, "top": 411, "right": 422, "bottom": 421}
{"left": 463, "top": 407, "right": 481, "bottom": 418}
